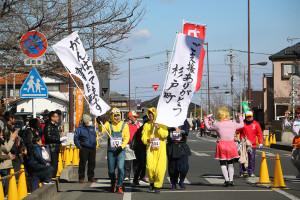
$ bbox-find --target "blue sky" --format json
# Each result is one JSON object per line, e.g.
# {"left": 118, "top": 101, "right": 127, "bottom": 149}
{"left": 110, "top": 0, "right": 300, "bottom": 106}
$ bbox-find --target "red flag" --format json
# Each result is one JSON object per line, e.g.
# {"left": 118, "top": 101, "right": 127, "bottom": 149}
{"left": 182, "top": 23, "right": 206, "bottom": 92}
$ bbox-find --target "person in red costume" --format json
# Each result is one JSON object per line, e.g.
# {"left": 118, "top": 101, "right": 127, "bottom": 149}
{"left": 237, "top": 111, "right": 263, "bottom": 177}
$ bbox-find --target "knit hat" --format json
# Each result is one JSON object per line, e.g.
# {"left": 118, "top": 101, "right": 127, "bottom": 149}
{"left": 245, "top": 111, "right": 253, "bottom": 117}
{"left": 82, "top": 114, "right": 92, "bottom": 123}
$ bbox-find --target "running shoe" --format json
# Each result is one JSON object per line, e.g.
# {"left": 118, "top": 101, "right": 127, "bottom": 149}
{"left": 140, "top": 177, "right": 149, "bottom": 183}
{"left": 154, "top": 187, "right": 160, "bottom": 194}
{"left": 110, "top": 183, "right": 116, "bottom": 193}
{"left": 222, "top": 181, "right": 229, "bottom": 187}
{"left": 169, "top": 184, "right": 177, "bottom": 190}
{"left": 44, "top": 181, "right": 55, "bottom": 185}
{"left": 179, "top": 181, "right": 185, "bottom": 189}
{"left": 250, "top": 174, "right": 256, "bottom": 177}
{"left": 228, "top": 181, "right": 234, "bottom": 186}
{"left": 117, "top": 186, "right": 124, "bottom": 194}
{"left": 124, "top": 177, "right": 130, "bottom": 181}
{"left": 239, "top": 174, "right": 244, "bottom": 178}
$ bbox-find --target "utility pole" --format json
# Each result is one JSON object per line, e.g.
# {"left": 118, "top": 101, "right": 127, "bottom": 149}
{"left": 5, "top": 65, "right": 7, "bottom": 111}
{"left": 201, "top": 85, "right": 203, "bottom": 119}
{"left": 68, "top": 0, "right": 74, "bottom": 132}
{"left": 229, "top": 46, "right": 235, "bottom": 117}
{"left": 292, "top": 77, "right": 295, "bottom": 119}
{"left": 244, "top": 64, "right": 246, "bottom": 101}
{"left": 206, "top": 43, "right": 210, "bottom": 113}
{"left": 239, "top": 63, "right": 242, "bottom": 113}
{"left": 248, "top": 0, "right": 251, "bottom": 103}
{"left": 13, "top": 72, "right": 15, "bottom": 101}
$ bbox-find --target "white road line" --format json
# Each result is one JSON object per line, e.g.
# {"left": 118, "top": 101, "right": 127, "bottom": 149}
{"left": 196, "top": 135, "right": 216, "bottom": 143}
{"left": 273, "top": 189, "right": 300, "bottom": 200}
{"left": 167, "top": 177, "right": 191, "bottom": 184}
{"left": 161, "top": 189, "right": 272, "bottom": 193}
{"left": 256, "top": 150, "right": 276, "bottom": 157}
{"left": 203, "top": 175, "right": 224, "bottom": 184}
{"left": 191, "top": 150, "right": 210, "bottom": 157}
{"left": 90, "top": 178, "right": 111, "bottom": 188}
{"left": 123, "top": 180, "right": 132, "bottom": 200}
{"left": 284, "top": 175, "right": 300, "bottom": 183}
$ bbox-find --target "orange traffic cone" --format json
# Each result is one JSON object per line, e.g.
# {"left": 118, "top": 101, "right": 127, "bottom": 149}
{"left": 271, "top": 154, "right": 289, "bottom": 189}
{"left": 272, "top": 134, "right": 276, "bottom": 144}
{"left": 64, "top": 147, "right": 71, "bottom": 167}
{"left": 256, "top": 152, "right": 271, "bottom": 186}
{"left": 264, "top": 135, "right": 270, "bottom": 147}
{"left": 0, "top": 175, "right": 5, "bottom": 200}
{"left": 269, "top": 134, "right": 273, "bottom": 145}
{"left": 8, "top": 169, "right": 19, "bottom": 200}
{"left": 72, "top": 146, "right": 79, "bottom": 166}
{"left": 18, "top": 165, "right": 28, "bottom": 200}
{"left": 57, "top": 153, "right": 63, "bottom": 177}
{"left": 69, "top": 143, "right": 73, "bottom": 163}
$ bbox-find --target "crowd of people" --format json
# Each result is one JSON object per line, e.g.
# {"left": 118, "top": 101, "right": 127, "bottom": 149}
{"left": 0, "top": 105, "right": 299, "bottom": 196}
{"left": 0, "top": 109, "right": 62, "bottom": 196}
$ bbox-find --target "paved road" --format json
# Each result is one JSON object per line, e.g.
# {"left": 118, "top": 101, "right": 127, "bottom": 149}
{"left": 52, "top": 130, "right": 300, "bottom": 200}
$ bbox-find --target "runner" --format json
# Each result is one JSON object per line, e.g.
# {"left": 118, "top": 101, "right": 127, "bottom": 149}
{"left": 204, "top": 107, "right": 243, "bottom": 187}
{"left": 167, "top": 119, "right": 191, "bottom": 190}
{"left": 141, "top": 107, "right": 168, "bottom": 194}
{"left": 237, "top": 111, "right": 263, "bottom": 177}
{"left": 99, "top": 108, "right": 129, "bottom": 194}
{"left": 284, "top": 107, "right": 300, "bottom": 179}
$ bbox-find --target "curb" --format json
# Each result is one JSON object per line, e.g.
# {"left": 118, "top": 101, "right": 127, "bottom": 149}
{"left": 23, "top": 180, "right": 58, "bottom": 200}
{"left": 269, "top": 143, "right": 293, "bottom": 152}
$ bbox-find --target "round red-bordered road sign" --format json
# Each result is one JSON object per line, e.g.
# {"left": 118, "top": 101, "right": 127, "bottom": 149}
{"left": 20, "top": 30, "right": 47, "bottom": 58}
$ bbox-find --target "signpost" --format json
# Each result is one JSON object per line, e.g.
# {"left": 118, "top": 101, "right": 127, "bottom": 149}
{"left": 20, "top": 30, "right": 48, "bottom": 118}
{"left": 152, "top": 84, "right": 159, "bottom": 91}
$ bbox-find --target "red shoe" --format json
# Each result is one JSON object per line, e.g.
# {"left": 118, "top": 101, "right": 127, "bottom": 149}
{"left": 110, "top": 183, "right": 116, "bottom": 193}
{"left": 117, "top": 186, "right": 124, "bottom": 194}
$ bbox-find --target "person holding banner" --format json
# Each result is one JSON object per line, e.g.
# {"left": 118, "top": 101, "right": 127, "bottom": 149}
{"left": 98, "top": 108, "right": 129, "bottom": 194}
{"left": 167, "top": 119, "right": 191, "bottom": 190}
{"left": 141, "top": 107, "right": 168, "bottom": 194}
{"left": 204, "top": 107, "right": 244, "bottom": 187}
{"left": 284, "top": 107, "right": 300, "bottom": 179}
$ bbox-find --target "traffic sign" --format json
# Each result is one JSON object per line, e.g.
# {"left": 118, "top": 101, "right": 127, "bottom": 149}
{"left": 20, "top": 68, "right": 48, "bottom": 98}
{"left": 20, "top": 31, "right": 47, "bottom": 58}
{"left": 152, "top": 85, "right": 159, "bottom": 91}
{"left": 136, "top": 100, "right": 141, "bottom": 106}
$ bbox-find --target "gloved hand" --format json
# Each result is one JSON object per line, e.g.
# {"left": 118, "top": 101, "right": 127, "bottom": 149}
{"left": 259, "top": 143, "right": 263, "bottom": 148}
{"left": 116, "top": 146, "right": 123, "bottom": 153}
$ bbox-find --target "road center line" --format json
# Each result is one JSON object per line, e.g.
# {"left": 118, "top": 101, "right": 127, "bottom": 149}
{"left": 273, "top": 189, "right": 300, "bottom": 200}
{"left": 123, "top": 181, "right": 132, "bottom": 200}
{"left": 161, "top": 189, "right": 272, "bottom": 193}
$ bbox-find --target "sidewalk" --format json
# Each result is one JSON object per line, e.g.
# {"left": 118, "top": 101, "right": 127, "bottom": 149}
{"left": 269, "top": 142, "right": 293, "bottom": 152}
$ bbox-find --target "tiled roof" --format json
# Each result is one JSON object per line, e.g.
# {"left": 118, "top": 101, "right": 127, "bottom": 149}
{"left": 269, "top": 42, "right": 300, "bottom": 61}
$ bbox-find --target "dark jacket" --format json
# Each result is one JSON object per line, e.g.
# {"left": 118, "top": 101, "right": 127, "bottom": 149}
{"left": 27, "top": 144, "right": 49, "bottom": 173}
{"left": 44, "top": 121, "right": 60, "bottom": 153}
{"left": 24, "top": 128, "right": 37, "bottom": 150}
{"left": 74, "top": 124, "right": 97, "bottom": 149}
{"left": 167, "top": 120, "right": 191, "bottom": 158}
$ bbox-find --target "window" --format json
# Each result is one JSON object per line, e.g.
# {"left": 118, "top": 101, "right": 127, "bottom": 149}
{"left": 47, "top": 85, "right": 59, "bottom": 91}
{"left": 281, "top": 64, "right": 300, "bottom": 79}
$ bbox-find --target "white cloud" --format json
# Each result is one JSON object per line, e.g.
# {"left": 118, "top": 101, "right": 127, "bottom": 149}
{"left": 125, "top": 29, "right": 151, "bottom": 45}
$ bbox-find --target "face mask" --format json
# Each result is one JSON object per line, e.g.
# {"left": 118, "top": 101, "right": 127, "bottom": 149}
{"left": 88, "top": 121, "right": 93, "bottom": 126}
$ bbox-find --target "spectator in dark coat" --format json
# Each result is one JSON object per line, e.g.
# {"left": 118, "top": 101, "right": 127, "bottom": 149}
{"left": 28, "top": 136, "right": 54, "bottom": 191}
{"left": 24, "top": 119, "right": 40, "bottom": 150}
{"left": 44, "top": 111, "right": 60, "bottom": 178}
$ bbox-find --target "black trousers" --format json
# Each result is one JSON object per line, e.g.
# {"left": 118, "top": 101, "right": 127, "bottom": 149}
{"left": 124, "top": 159, "right": 138, "bottom": 178}
{"left": 133, "top": 145, "right": 146, "bottom": 181}
{"left": 50, "top": 151, "right": 59, "bottom": 178}
{"left": 79, "top": 147, "right": 96, "bottom": 180}
{"left": 168, "top": 154, "right": 189, "bottom": 184}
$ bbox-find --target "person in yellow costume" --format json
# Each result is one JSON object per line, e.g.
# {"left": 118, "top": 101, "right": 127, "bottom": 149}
{"left": 142, "top": 107, "right": 168, "bottom": 194}
{"left": 98, "top": 108, "right": 129, "bottom": 194}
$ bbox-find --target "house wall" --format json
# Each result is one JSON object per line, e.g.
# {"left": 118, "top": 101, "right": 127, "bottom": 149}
{"left": 273, "top": 61, "right": 292, "bottom": 99}
{"left": 17, "top": 98, "right": 67, "bottom": 113}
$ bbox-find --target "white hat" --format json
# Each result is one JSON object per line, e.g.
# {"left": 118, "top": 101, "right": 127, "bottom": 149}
{"left": 245, "top": 111, "right": 253, "bottom": 117}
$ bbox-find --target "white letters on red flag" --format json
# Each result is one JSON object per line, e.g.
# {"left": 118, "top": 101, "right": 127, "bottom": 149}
{"left": 155, "top": 33, "right": 204, "bottom": 127}
{"left": 52, "top": 32, "right": 111, "bottom": 116}
{"left": 182, "top": 23, "right": 206, "bottom": 92}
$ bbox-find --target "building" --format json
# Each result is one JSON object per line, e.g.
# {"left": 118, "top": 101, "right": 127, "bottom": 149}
{"left": 264, "top": 42, "right": 300, "bottom": 125}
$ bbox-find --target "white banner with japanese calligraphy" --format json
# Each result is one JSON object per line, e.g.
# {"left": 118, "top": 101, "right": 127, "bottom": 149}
{"left": 52, "top": 31, "right": 111, "bottom": 116}
{"left": 155, "top": 33, "right": 204, "bottom": 127}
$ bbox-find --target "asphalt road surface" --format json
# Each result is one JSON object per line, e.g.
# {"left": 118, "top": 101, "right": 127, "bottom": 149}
{"left": 52, "top": 130, "right": 300, "bottom": 200}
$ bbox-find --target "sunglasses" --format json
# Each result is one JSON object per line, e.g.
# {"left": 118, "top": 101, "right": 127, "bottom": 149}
{"left": 111, "top": 109, "right": 120, "bottom": 114}
{"left": 114, "top": 114, "right": 120, "bottom": 117}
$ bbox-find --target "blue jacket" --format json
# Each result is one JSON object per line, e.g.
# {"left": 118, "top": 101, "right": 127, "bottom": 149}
{"left": 27, "top": 144, "right": 48, "bottom": 173}
{"left": 74, "top": 124, "right": 97, "bottom": 149}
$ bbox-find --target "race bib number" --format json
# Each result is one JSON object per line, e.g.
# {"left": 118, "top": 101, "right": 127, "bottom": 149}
{"left": 171, "top": 131, "right": 182, "bottom": 141}
{"left": 111, "top": 137, "right": 122, "bottom": 148}
{"left": 151, "top": 138, "right": 160, "bottom": 150}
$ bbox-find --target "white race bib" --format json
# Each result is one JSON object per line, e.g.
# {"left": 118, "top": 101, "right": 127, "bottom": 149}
{"left": 151, "top": 138, "right": 160, "bottom": 150}
{"left": 171, "top": 131, "right": 182, "bottom": 141}
{"left": 111, "top": 137, "right": 122, "bottom": 148}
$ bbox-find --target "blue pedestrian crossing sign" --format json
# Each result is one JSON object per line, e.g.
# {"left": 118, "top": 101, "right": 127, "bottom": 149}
{"left": 20, "top": 68, "right": 48, "bottom": 98}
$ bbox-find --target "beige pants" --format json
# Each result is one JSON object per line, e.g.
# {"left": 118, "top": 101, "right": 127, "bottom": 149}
{"left": 291, "top": 148, "right": 300, "bottom": 173}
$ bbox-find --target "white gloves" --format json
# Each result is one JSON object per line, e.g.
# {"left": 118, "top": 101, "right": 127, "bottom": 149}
{"left": 259, "top": 143, "right": 263, "bottom": 148}
{"left": 60, "top": 136, "right": 67, "bottom": 142}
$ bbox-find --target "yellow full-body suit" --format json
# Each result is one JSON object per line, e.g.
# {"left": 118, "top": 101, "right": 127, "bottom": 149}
{"left": 142, "top": 107, "right": 168, "bottom": 188}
